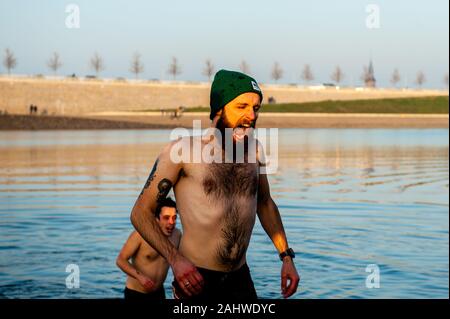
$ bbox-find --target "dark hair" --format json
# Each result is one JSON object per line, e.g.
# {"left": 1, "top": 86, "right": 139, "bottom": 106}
{"left": 155, "top": 197, "right": 177, "bottom": 219}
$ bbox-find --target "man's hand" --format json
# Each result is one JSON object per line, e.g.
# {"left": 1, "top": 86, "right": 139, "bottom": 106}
{"left": 137, "top": 274, "right": 155, "bottom": 291}
{"left": 281, "top": 257, "right": 300, "bottom": 298}
{"left": 171, "top": 253, "right": 204, "bottom": 297}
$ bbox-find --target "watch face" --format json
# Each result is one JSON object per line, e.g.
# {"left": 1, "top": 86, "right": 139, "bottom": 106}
{"left": 280, "top": 248, "right": 295, "bottom": 260}
{"left": 287, "top": 248, "right": 295, "bottom": 258}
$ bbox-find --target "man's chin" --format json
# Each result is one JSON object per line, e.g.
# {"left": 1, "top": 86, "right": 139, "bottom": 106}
{"left": 232, "top": 127, "right": 253, "bottom": 143}
{"left": 232, "top": 134, "right": 242, "bottom": 143}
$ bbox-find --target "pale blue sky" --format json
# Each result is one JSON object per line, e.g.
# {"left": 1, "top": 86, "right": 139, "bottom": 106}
{"left": 0, "top": 0, "right": 448, "bottom": 88}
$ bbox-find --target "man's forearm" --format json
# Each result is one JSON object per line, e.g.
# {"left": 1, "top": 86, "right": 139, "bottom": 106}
{"left": 130, "top": 203, "right": 178, "bottom": 265}
{"left": 116, "top": 258, "right": 142, "bottom": 281}
{"left": 257, "top": 198, "right": 290, "bottom": 254}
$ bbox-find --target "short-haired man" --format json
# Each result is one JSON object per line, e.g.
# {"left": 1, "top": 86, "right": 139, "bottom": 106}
{"left": 117, "top": 197, "right": 181, "bottom": 300}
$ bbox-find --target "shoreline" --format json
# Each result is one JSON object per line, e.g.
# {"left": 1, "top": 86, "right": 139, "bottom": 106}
{"left": 1, "top": 77, "right": 447, "bottom": 116}
{"left": 0, "top": 113, "right": 448, "bottom": 130}
{"left": 87, "top": 111, "right": 449, "bottom": 118}
{"left": 0, "top": 114, "right": 177, "bottom": 131}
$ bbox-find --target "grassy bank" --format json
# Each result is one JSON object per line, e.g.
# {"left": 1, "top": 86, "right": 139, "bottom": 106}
{"left": 184, "top": 96, "right": 449, "bottom": 114}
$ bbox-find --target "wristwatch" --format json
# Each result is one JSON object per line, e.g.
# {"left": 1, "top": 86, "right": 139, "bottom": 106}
{"left": 279, "top": 248, "right": 295, "bottom": 261}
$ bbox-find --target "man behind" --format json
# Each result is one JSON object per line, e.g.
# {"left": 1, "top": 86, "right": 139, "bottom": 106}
{"left": 130, "top": 69, "right": 300, "bottom": 300}
{"left": 117, "top": 197, "right": 181, "bottom": 300}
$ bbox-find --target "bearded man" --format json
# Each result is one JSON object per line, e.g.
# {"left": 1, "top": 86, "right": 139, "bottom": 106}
{"left": 130, "top": 69, "right": 299, "bottom": 300}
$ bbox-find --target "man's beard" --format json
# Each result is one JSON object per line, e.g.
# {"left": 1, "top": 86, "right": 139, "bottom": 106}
{"left": 215, "top": 112, "right": 257, "bottom": 163}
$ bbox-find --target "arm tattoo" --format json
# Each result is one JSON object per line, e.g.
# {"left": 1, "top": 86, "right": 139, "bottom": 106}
{"left": 140, "top": 159, "right": 159, "bottom": 196}
{"left": 157, "top": 178, "right": 172, "bottom": 202}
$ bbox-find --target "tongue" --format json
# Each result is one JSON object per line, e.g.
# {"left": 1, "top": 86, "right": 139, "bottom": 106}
{"left": 233, "top": 127, "right": 247, "bottom": 139}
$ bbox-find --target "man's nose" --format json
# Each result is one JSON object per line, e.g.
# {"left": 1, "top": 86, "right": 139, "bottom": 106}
{"left": 246, "top": 109, "right": 256, "bottom": 122}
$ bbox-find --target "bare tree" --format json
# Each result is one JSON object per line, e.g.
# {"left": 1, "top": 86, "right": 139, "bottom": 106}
{"left": 129, "top": 52, "right": 144, "bottom": 79}
{"left": 444, "top": 73, "right": 449, "bottom": 88}
{"left": 202, "top": 59, "right": 215, "bottom": 81}
{"left": 271, "top": 62, "right": 283, "bottom": 83}
{"left": 301, "top": 64, "right": 314, "bottom": 83}
{"left": 47, "top": 52, "right": 62, "bottom": 75}
{"left": 331, "top": 66, "right": 344, "bottom": 85}
{"left": 239, "top": 60, "right": 250, "bottom": 74}
{"left": 415, "top": 71, "right": 426, "bottom": 88}
{"left": 167, "top": 57, "right": 181, "bottom": 81}
{"left": 90, "top": 52, "right": 105, "bottom": 78}
{"left": 390, "top": 68, "right": 401, "bottom": 87}
{"left": 3, "top": 48, "right": 17, "bottom": 76}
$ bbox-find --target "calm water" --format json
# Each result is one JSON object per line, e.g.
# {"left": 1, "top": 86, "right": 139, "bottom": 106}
{"left": 0, "top": 129, "right": 448, "bottom": 299}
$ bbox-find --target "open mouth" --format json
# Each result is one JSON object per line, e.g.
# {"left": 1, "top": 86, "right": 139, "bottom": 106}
{"left": 232, "top": 123, "right": 252, "bottom": 141}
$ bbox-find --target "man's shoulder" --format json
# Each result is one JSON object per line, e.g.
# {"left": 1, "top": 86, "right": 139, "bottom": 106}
{"left": 156, "top": 138, "right": 192, "bottom": 168}
{"left": 130, "top": 230, "right": 143, "bottom": 242}
{"left": 166, "top": 135, "right": 216, "bottom": 148}
{"left": 161, "top": 136, "right": 195, "bottom": 155}
{"left": 125, "top": 230, "right": 145, "bottom": 249}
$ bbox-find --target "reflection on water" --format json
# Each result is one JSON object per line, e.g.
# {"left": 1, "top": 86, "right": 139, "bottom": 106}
{"left": 0, "top": 129, "right": 448, "bottom": 299}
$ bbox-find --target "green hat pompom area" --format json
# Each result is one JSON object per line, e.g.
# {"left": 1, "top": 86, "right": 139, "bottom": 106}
{"left": 209, "top": 69, "right": 263, "bottom": 120}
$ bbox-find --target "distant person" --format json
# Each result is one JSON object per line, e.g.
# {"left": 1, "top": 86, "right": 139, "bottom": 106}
{"left": 29, "top": 104, "right": 37, "bottom": 115}
{"left": 116, "top": 197, "right": 181, "bottom": 300}
{"left": 30, "top": 105, "right": 38, "bottom": 115}
{"left": 268, "top": 96, "right": 276, "bottom": 104}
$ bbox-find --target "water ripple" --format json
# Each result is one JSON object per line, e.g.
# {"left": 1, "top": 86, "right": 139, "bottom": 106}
{"left": 0, "top": 129, "right": 448, "bottom": 299}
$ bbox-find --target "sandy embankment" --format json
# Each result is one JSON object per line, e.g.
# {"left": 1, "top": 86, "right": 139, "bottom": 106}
{"left": 0, "top": 77, "right": 448, "bottom": 129}
{"left": 1, "top": 112, "right": 448, "bottom": 130}
{"left": 1, "top": 76, "right": 448, "bottom": 115}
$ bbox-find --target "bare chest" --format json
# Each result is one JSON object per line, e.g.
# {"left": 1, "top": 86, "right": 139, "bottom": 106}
{"left": 201, "top": 162, "right": 259, "bottom": 199}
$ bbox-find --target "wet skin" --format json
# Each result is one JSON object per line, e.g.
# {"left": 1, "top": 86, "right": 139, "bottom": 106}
{"left": 116, "top": 207, "right": 180, "bottom": 293}
{"left": 131, "top": 92, "right": 300, "bottom": 298}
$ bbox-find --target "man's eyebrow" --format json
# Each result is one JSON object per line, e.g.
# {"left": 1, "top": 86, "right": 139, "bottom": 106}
{"left": 237, "top": 102, "right": 261, "bottom": 106}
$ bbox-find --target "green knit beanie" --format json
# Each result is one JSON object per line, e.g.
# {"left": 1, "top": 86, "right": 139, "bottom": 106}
{"left": 209, "top": 69, "right": 263, "bottom": 120}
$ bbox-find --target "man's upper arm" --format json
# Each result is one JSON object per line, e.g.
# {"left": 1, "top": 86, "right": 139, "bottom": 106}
{"left": 136, "top": 141, "right": 183, "bottom": 214}
{"left": 118, "top": 231, "right": 142, "bottom": 260}
{"left": 258, "top": 172, "right": 271, "bottom": 206}
{"left": 257, "top": 138, "right": 272, "bottom": 206}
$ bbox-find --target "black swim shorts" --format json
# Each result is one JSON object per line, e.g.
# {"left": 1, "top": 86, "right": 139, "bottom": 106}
{"left": 172, "top": 263, "right": 257, "bottom": 300}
